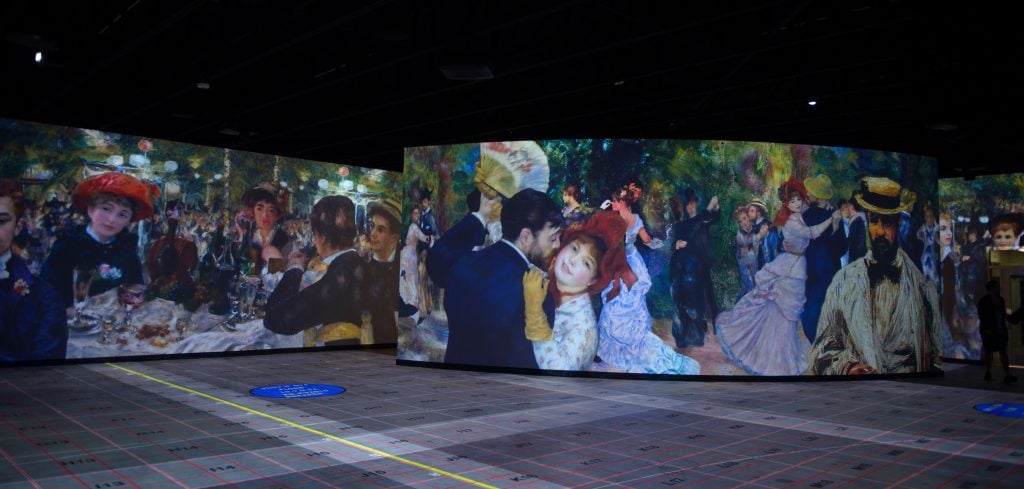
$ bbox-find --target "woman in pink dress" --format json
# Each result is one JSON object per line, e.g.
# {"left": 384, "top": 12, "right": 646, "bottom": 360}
{"left": 715, "top": 177, "right": 840, "bottom": 375}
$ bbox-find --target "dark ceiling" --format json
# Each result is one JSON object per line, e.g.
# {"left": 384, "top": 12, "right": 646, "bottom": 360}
{"left": 3, "top": 0, "right": 1022, "bottom": 178}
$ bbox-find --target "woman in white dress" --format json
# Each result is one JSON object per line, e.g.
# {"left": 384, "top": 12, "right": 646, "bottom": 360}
{"left": 715, "top": 177, "right": 840, "bottom": 375}
{"left": 400, "top": 206, "right": 431, "bottom": 319}
{"left": 596, "top": 187, "right": 700, "bottom": 375}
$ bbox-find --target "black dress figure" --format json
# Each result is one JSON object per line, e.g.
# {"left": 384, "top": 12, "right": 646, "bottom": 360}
{"left": 669, "top": 188, "right": 720, "bottom": 348}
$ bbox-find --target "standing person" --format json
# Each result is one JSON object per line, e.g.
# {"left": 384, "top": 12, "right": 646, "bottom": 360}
{"left": 364, "top": 200, "right": 402, "bottom": 344}
{"left": 937, "top": 211, "right": 964, "bottom": 357}
{"left": 801, "top": 174, "right": 847, "bottom": 344}
{"left": 846, "top": 193, "right": 868, "bottom": 263}
{"left": 810, "top": 177, "right": 941, "bottom": 375}
{"left": 263, "top": 196, "right": 369, "bottom": 346}
{"left": 716, "top": 177, "right": 840, "bottom": 375}
{"left": 733, "top": 205, "right": 763, "bottom": 300}
{"left": 429, "top": 188, "right": 562, "bottom": 369}
{"left": 1, "top": 179, "right": 67, "bottom": 362}
{"left": 977, "top": 280, "right": 1022, "bottom": 383}
{"left": 417, "top": 188, "right": 438, "bottom": 313}
{"left": 560, "top": 184, "right": 591, "bottom": 228}
{"left": 523, "top": 211, "right": 633, "bottom": 371}
{"left": 41, "top": 172, "right": 157, "bottom": 307}
{"left": 669, "top": 188, "right": 720, "bottom": 348}
{"left": 747, "top": 200, "right": 778, "bottom": 270}
{"left": 599, "top": 190, "right": 700, "bottom": 375}
{"left": 399, "top": 205, "right": 431, "bottom": 322}
{"left": 917, "top": 203, "right": 939, "bottom": 285}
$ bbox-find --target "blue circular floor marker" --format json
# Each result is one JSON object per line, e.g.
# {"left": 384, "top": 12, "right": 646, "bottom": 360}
{"left": 974, "top": 403, "right": 1024, "bottom": 418}
{"left": 250, "top": 383, "right": 346, "bottom": 399}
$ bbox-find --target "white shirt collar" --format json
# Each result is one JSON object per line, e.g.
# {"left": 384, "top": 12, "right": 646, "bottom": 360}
{"left": 85, "top": 224, "right": 114, "bottom": 244}
{"left": 372, "top": 248, "right": 397, "bottom": 262}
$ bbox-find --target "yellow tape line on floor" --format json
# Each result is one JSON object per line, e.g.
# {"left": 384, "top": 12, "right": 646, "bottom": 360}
{"left": 106, "top": 362, "right": 497, "bottom": 489}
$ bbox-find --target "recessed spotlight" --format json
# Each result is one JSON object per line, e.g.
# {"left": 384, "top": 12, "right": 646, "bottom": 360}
{"left": 196, "top": 81, "right": 211, "bottom": 90}
{"left": 614, "top": 80, "right": 625, "bottom": 86}
{"left": 34, "top": 51, "right": 43, "bottom": 63}
{"left": 807, "top": 100, "right": 817, "bottom": 106}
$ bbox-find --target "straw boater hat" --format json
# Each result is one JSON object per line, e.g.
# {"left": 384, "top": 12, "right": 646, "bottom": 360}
{"left": 854, "top": 177, "right": 914, "bottom": 215}
{"left": 475, "top": 141, "right": 550, "bottom": 199}
{"left": 803, "top": 174, "right": 834, "bottom": 200}
{"left": 747, "top": 198, "right": 768, "bottom": 217}
{"left": 71, "top": 172, "right": 160, "bottom": 221}
{"left": 368, "top": 199, "right": 402, "bottom": 230}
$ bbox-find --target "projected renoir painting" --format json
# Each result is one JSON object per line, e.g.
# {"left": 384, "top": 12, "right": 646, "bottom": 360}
{"left": 938, "top": 174, "right": 1024, "bottom": 361}
{"left": 400, "top": 140, "right": 941, "bottom": 376}
{"left": 1, "top": 118, "right": 402, "bottom": 362}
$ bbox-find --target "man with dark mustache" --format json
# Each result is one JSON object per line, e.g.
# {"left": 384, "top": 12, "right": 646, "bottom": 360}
{"left": 810, "top": 177, "right": 941, "bottom": 375}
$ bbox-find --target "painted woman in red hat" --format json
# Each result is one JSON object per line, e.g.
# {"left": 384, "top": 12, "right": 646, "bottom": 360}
{"left": 715, "top": 177, "right": 840, "bottom": 375}
{"left": 524, "top": 210, "right": 634, "bottom": 371}
{"left": 41, "top": 172, "right": 157, "bottom": 307}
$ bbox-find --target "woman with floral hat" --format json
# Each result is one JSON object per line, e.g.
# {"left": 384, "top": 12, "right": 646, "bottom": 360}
{"left": 41, "top": 172, "right": 158, "bottom": 307}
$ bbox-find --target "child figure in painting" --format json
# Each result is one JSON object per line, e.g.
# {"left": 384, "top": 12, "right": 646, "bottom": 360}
{"left": 523, "top": 211, "right": 632, "bottom": 371}
{"left": 734, "top": 205, "right": 764, "bottom": 300}
{"left": 715, "top": 177, "right": 840, "bottom": 375}
{"left": 596, "top": 187, "right": 700, "bottom": 375}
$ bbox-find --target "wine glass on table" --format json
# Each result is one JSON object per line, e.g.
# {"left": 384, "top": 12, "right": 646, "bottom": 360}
{"left": 71, "top": 266, "right": 97, "bottom": 329}
{"left": 118, "top": 283, "right": 146, "bottom": 335}
{"left": 99, "top": 316, "right": 115, "bottom": 344}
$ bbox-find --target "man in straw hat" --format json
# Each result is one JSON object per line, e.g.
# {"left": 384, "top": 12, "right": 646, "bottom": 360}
{"left": 746, "top": 199, "right": 778, "bottom": 270}
{"left": 810, "top": 177, "right": 941, "bottom": 375}
{"left": 801, "top": 174, "right": 846, "bottom": 344}
{"left": 364, "top": 199, "right": 402, "bottom": 344}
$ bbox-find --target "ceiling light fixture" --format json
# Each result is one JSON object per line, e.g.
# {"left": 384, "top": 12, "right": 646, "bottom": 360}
{"left": 196, "top": 81, "right": 211, "bottom": 90}
{"left": 807, "top": 100, "right": 817, "bottom": 106}
{"left": 439, "top": 64, "right": 493, "bottom": 81}
{"left": 34, "top": 51, "right": 43, "bottom": 63}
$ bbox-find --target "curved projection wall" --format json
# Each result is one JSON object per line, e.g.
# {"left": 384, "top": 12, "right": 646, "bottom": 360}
{"left": 400, "top": 139, "right": 941, "bottom": 377}
{"left": 1, "top": 118, "right": 402, "bottom": 362}
{"left": 938, "top": 174, "right": 1024, "bottom": 361}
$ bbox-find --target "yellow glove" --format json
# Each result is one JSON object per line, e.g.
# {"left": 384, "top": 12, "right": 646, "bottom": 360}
{"left": 523, "top": 267, "right": 552, "bottom": 341}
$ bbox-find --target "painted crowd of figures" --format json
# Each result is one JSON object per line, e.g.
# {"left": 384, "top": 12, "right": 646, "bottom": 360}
{"left": 419, "top": 173, "right": 947, "bottom": 376}
{"left": 2, "top": 173, "right": 403, "bottom": 362}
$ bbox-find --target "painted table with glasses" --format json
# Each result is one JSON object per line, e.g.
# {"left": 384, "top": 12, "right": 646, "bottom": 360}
{"left": 66, "top": 287, "right": 301, "bottom": 359}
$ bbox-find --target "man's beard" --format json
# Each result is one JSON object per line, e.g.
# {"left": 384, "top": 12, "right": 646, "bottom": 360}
{"left": 526, "top": 242, "right": 553, "bottom": 269}
{"left": 868, "top": 236, "right": 900, "bottom": 284}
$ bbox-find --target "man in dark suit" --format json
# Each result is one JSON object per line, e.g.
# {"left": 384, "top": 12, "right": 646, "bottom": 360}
{"left": 845, "top": 194, "right": 868, "bottom": 264}
{"left": 428, "top": 188, "right": 562, "bottom": 369}
{"left": 1, "top": 179, "right": 67, "bottom": 362}
{"left": 801, "top": 175, "right": 846, "bottom": 344}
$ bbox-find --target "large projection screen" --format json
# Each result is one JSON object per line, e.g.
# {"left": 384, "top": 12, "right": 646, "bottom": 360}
{"left": 1, "top": 118, "right": 402, "bottom": 362}
{"left": 938, "top": 174, "right": 1024, "bottom": 361}
{"left": 400, "top": 139, "right": 940, "bottom": 377}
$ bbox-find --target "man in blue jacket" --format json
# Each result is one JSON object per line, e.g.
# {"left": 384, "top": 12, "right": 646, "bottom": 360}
{"left": 428, "top": 188, "right": 562, "bottom": 369}
{"left": 801, "top": 174, "right": 846, "bottom": 344}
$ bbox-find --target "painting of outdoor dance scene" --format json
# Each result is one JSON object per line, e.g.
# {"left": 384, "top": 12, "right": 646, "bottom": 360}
{"left": 938, "top": 174, "right": 1024, "bottom": 361}
{"left": 399, "top": 139, "right": 941, "bottom": 376}
{"left": 1, "top": 118, "right": 402, "bottom": 362}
